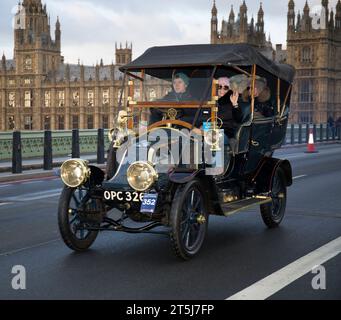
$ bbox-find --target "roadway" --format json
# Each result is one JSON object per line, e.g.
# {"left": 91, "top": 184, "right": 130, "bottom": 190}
{"left": 0, "top": 144, "right": 340, "bottom": 300}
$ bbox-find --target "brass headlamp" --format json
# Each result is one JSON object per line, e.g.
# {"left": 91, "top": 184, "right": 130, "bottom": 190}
{"left": 60, "top": 159, "right": 90, "bottom": 188}
{"left": 127, "top": 161, "right": 158, "bottom": 192}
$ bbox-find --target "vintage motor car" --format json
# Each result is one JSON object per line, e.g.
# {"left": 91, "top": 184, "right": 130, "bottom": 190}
{"left": 58, "top": 44, "right": 296, "bottom": 260}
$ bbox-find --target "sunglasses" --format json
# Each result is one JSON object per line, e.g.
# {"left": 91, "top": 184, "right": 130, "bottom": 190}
{"left": 218, "top": 85, "right": 229, "bottom": 91}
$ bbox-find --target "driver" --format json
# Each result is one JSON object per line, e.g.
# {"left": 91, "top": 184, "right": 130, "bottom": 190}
{"left": 149, "top": 72, "right": 200, "bottom": 126}
{"left": 161, "top": 72, "right": 192, "bottom": 102}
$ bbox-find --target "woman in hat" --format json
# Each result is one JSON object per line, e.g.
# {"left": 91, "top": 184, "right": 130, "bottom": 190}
{"left": 242, "top": 77, "right": 273, "bottom": 118}
{"left": 216, "top": 76, "right": 244, "bottom": 139}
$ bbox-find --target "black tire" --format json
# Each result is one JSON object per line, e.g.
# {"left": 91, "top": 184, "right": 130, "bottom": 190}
{"left": 58, "top": 186, "right": 99, "bottom": 252}
{"left": 170, "top": 179, "right": 209, "bottom": 260}
{"left": 260, "top": 168, "right": 287, "bottom": 228}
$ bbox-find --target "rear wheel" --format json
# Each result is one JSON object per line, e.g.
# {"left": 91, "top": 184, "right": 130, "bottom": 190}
{"left": 58, "top": 186, "right": 100, "bottom": 252}
{"left": 260, "top": 168, "right": 287, "bottom": 228}
{"left": 170, "top": 180, "right": 209, "bottom": 260}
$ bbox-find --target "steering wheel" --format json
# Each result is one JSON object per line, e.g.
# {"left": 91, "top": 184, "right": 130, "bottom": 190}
{"left": 148, "top": 119, "right": 192, "bottom": 130}
{"left": 152, "top": 108, "right": 184, "bottom": 121}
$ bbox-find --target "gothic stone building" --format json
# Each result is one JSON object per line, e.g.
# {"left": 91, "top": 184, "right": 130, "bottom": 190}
{"left": 210, "top": 1, "right": 282, "bottom": 62}
{"left": 287, "top": 0, "right": 341, "bottom": 123}
{"left": 0, "top": 0, "right": 170, "bottom": 131}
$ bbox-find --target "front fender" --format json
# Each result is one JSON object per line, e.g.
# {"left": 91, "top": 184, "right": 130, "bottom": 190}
{"left": 168, "top": 168, "right": 205, "bottom": 184}
{"left": 88, "top": 165, "right": 105, "bottom": 186}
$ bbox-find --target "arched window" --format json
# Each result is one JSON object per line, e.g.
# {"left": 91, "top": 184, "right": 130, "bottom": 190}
{"left": 299, "top": 79, "right": 313, "bottom": 102}
{"left": 302, "top": 47, "right": 312, "bottom": 63}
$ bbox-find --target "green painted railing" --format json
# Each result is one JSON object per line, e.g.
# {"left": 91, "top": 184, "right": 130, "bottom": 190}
{"left": 0, "top": 125, "right": 340, "bottom": 161}
{"left": 0, "top": 130, "right": 110, "bottom": 161}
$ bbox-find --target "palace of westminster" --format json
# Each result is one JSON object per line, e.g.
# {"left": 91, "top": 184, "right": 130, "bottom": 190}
{"left": 1, "top": 0, "right": 341, "bottom": 131}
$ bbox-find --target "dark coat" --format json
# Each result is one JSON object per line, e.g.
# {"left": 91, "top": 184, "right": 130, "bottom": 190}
{"left": 216, "top": 92, "right": 244, "bottom": 138}
{"left": 254, "top": 97, "right": 274, "bottom": 117}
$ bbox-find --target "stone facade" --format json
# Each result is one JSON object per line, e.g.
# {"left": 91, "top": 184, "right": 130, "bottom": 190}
{"left": 0, "top": 0, "right": 169, "bottom": 131}
{"left": 210, "top": 1, "right": 285, "bottom": 62}
{"left": 287, "top": 0, "right": 341, "bottom": 123}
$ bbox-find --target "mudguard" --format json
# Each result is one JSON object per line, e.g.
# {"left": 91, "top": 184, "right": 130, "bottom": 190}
{"left": 168, "top": 168, "right": 205, "bottom": 184}
{"left": 88, "top": 165, "right": 105, "bottom": 186}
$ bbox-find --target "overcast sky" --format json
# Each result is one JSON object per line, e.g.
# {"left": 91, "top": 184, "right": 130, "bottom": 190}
{"left": 0, "top": 0, "right": 337, "bottom": 65}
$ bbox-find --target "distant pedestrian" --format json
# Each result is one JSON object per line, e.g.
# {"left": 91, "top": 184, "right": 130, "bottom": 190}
{"left": 327, "top": 116, "right": 335, "bottom": 137}
{"left": 336, "top": 117, "right": 341, "bottom": 137}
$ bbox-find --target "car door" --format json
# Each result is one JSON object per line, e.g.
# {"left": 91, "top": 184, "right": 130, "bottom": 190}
{"left": 243, "top": 116, "right": 273, "bottom": 174}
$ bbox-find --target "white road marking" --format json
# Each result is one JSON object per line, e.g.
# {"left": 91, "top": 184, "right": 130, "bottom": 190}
{"left": 283, "top": 154, "right": 305, "bottom": 160}
{"left": 3, "top": 188, "right": 62, "bottom": 202}
{"left": 226, "top": 236, "right": 341, "bottom": 300}
{"left": 21, "top": 180, "right": 42, "bottom": 185}
{"left": 0, "top": 239, "right": 60, "bottom": 257}
{"left": 293, "top": 175, "right": 307, "bottom": 180}
{"left": 0, "top": 185, "right": 10, "bottom": 189}
{"left": 0, "top": 202, "right": 11, "bottom": 206}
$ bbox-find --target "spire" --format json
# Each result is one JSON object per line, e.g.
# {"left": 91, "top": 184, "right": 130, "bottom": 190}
{"left": 321, "top": 0, "right": 329, "bottom": 25}
{"left": 288, "top": 0, "right": 296, "bottom": 32}
{"left": 258, "top": 2, "right": 264, "bottom": 16}
{"left": 65, "top": 63, "right": 70, "bottom": 80}
{"left": 211, "top": 0, "right": 217, "bottom": 17}
{"left": 2, "top": 53, "right": 6, "bottom": 71}
{"left": 256, "top": 2, "right": 264, "bottom": 34}
{"left": 56, "top": 16, "right": 60, "bottom": 29}
{"left": 240, "top": 0, "right": 247, "bottom": 16}
{"left": 229, "top": 5, "right": 235, "bottom": 23}
{"left": 211, "top": 0, "right": 218, "bottom": 43}
{"left": 330, "top": 9, "right": 334, "bottom": 28}
{"left": 258, "top": 2, "right": 264, "bottom": 23}
{"left": 55, "top": 16, "right": 61, "bottom": 44}
{"left": 303, "top": 1, "right": 310, "bottom": 15}
{"left": 288, "top": 0, "right": 295, "bottom": 10}
{"left": 336, "top": 0, "right": 341, "bottom": 28}
{"left": 337, "top": 0, "right": 341, "bottom": 11}
{"left": 240, "top": 0, "right": 248, "bottom": 27}
{"left": 302, "top": 1, "right": 312, "bottom": 32}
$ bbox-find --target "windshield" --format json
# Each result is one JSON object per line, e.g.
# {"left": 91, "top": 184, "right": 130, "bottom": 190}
{"left": 116, "top": 65, "right": 291, "bottom": 133}
{"left": 127, "top": 67, "right": 214, "bottom": 103}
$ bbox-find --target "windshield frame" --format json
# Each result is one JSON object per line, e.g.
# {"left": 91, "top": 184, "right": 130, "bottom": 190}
{"left": 116, "top": 64, "right": 292, "bottom": 132}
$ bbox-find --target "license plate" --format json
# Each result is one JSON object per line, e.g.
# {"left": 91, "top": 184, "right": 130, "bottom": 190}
{"left": 140, "top": 193, "right": 158, "bottom": 214}
{"left": 103, "top": 191, "right": 143, "bottom": 202}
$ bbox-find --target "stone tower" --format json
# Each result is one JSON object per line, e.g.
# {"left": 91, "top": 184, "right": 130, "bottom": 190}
{"left": 115, "top": 42, "right": 132, "bottom": 66}
{"left": 287, "top": 0, "right": 341, "bottom": 123}
{"left": 14, "top": 0, "right": 62, "bottom": 75}
{"left": 210, "top": 1, "right": 275, "bottom": 61}
{"left": 211, "top": 0, "right": 218, "bottom": 44}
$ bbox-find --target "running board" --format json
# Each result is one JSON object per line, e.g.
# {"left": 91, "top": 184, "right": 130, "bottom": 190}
{"left": 221, "top": 196, "right": 272, "bottom": 217}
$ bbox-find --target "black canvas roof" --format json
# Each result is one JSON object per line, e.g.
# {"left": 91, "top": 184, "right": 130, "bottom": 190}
{"left": 120, "top": 44, "right": 295, "bottom": 83}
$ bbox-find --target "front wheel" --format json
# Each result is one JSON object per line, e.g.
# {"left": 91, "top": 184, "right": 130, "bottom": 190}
{"left": 58, "top": 186, "right": 100, "bottom": 252}
{"left": 260, "top": 168, "right": 287, "bottom": 228}
{"left": 170, "top": 179, "right": 209, "bottom": 260}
